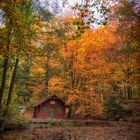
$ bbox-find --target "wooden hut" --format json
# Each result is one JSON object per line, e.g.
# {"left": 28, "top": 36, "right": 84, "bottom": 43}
{"left": 32, "top": 95, "right": 66, "bottom": 119}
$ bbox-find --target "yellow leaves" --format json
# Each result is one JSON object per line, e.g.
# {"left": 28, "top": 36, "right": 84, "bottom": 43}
{"left": 36, "top": 68, "right": 44, "bottom": 74}
{"left": 49, "top": 78, "right": 64, "bottom": 91}
{"left": 12, "top": 0, "right": 20, "bottom": 4}
{"left": 66, "top": 90, "right": 103, "bottom": 117}
{"left": 0, "top": 0, "right": 20, "bottom": 8}
{"left": 64, "top": 17, "right": 81, "bottom": 25}
{"left": 12, "top": 11, "right": 21, "bottom": 17}
{"left": 62, "top": 26, "right": 119, "bottom": 70}
{"left": 0, "top": 2, "right": 7, "bottom": 8}
{"left": 66, "top": 90, "right": 81, "bottom": 105}
{"left": 30, "top": 57, "right": 45, "bottom": 77}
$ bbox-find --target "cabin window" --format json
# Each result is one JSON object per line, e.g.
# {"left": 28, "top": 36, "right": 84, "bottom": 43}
{"left": 42, "top": 106, "right": 48, "bottom": 113}
{"left": 57, "top": 107, "right": 63, "bottom": 114}
{"left": 50, "top": 101, "right": 55, "bottom": 104}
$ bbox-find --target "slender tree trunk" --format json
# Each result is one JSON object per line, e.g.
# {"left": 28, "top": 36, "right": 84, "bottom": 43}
{"left": 0, "top": 58, "right": 19, "bottom": 132}
{"left": 45, "top": 55, "right": 51, "bottom": 95}
{"left": 127, "top": 67, "right": 132, "bottom": 100}
{"left": 45, "top": 69, "right": 49, "bottom": 94}
{"left": 6, "top": 58, "right": 19, "bottom": 107}
{"left": 0, "top": 59, "right": 9, "bottom": 110}
{"left": 67, "top": 106, "right": 73, "bottom": 118}
{"left": 127, "top": 86, "right": 132, "bottom": 100}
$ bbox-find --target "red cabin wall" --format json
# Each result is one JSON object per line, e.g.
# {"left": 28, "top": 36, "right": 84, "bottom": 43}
{"left": 34, "top": 98, "right": 66, "bottom": 119}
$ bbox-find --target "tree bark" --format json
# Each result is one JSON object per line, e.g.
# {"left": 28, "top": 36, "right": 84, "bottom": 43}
{"left": 6, "top": 58, "right": 19, "bottom": 107}
{"left": 127, "top": 86, "right": 132, "bottom": 100}
{"left": 0, "top": 59, "right": 9, "bottom": 110}
{"left": 127, "top": 67, "right": 132, "bottom": 100}
{"left": 0, "top": 58, "right": 19, "bottom": 132}
{"left": 45, "top": 55, "right": 51, "bottom": 95}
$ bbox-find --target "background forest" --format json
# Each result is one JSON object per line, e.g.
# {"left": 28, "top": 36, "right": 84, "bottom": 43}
{"left": 0, "top": 0, "right": 140, "bottom": 131}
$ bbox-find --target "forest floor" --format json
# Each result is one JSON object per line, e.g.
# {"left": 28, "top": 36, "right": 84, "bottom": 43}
{"left": 0, "top": 120, "right": 140, "bottom": 140}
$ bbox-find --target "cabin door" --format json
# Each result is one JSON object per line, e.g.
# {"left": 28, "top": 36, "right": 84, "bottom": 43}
{"left": 50, "top": 108, "right": 54, "bottom": 119}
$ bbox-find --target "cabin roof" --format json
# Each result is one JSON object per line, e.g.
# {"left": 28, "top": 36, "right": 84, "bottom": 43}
{"left": 32, "top": 95, "right": 65, "bottom": 108}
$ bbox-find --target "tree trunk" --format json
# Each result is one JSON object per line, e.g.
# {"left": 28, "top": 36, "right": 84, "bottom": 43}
{"left": 127, "top": 86, "right": 132, "bottom": 100}
{"left": 45, "top": 55, "right": 51, "bottom": 95}
{"left": 6, "top": 58, "right": 19, "bottom": 107}
{"left": 67, "top": 106, "right": 73, "bottom": 118}
{"left": 127, "top": 67, "right": 132, "bottom": 100}
{"left": 45, "top": 69, "right": 49, "bottom": 94}
{"left": 0, "top": 58, "right": 9, "bottom": 110}
{"left": 0, "top": 58, "right": 19, "bottom": 132}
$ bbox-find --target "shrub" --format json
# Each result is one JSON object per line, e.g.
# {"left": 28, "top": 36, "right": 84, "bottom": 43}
{"left": 104, "top": 96, "right": 126, "bottom": 120}
{"left": 58, "top": 120, "right": 64, "bottom": 126}
{"left": 48, "top": 119, "right": 57, "bottom": 126}
{"left": 0, "top": 105, "right": 31, "bottom": 131}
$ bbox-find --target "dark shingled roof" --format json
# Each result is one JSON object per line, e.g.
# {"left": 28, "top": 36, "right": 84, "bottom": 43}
{"left": 32, "top": 95, "right": 65, "bottom": 107}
